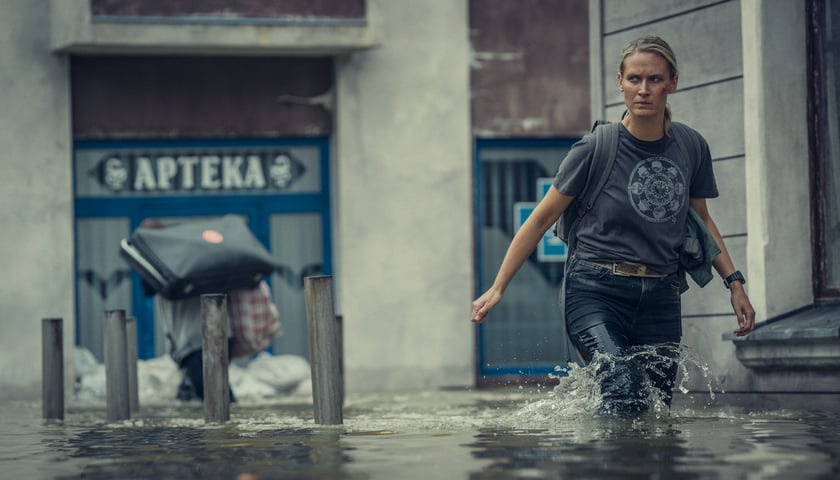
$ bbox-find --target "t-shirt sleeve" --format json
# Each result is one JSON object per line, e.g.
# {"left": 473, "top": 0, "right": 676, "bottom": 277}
{"left": 689, "top": 134, "right": 719, "bottom": 199}
{"left": 552, "top": 132, "right": 596, "bottom": 197}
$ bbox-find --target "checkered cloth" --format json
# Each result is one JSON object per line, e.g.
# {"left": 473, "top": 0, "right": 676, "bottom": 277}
{"left": 228, "top": 280, "right": 282, "bottom": 358}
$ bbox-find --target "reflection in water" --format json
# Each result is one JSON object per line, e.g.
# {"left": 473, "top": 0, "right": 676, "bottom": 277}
{"left": 51, "top": 425, "right": 352, "bottom": 480}
{"left": 470, "top": 422, "right": 694, "bottom": 479}
{"left": 1, "top": 360, "right": 839, "bottom": 480}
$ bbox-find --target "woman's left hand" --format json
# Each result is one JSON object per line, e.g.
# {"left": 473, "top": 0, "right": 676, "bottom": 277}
{"left": 730, "top": 285, "right": 756, "bottom": 336}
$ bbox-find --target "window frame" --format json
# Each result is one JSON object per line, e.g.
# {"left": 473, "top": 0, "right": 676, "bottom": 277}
{"left": 807, "top": 0, "right": 840, "bottom": 300}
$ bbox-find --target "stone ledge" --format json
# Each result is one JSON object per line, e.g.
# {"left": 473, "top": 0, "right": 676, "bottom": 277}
{"left": 51, "top": 0, "right": 380, "bottom": 56}
{"left": 723, "top": 303, "right": 840, "bottom": 370}
{"left": 672, "top": 392, "right": 840, "bottom": 412}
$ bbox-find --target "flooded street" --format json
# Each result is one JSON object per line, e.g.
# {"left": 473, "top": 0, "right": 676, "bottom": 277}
{"left": 3, "top": 385, "right": 839, "bottom": 479}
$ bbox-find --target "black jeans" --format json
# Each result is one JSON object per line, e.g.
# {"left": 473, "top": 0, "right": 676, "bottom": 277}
{"left": 177, "top": 339, "right": 237, "bottom": 403}
{"left": 564, "top": 257, "right": 683, "bottom": 417}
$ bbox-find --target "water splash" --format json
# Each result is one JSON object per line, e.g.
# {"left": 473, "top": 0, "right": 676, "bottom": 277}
{"left": 674, "top": 344, "right": 718, "bottom": 400}
{"left": 504, "top": 343, "right": 721, "bottom": 427}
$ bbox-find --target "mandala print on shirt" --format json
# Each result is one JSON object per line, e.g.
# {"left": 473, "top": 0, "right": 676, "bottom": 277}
{"left": 628, "top": 156, "right": 685, "bottom": 223}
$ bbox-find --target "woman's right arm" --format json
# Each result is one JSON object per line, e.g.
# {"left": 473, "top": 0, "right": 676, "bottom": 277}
{"left": 471, "top": 187, "right": 574, "bottom": 323}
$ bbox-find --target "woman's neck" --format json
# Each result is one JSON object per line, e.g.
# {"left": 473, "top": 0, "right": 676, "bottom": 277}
{"left": 621, "top": 114, "right": 666, "bottom": 141}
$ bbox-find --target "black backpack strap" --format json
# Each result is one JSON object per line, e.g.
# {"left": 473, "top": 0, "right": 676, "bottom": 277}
{"left": 668, "top": 121, "right": 703, "bottom": 167}
{"left": 567, "top": 122, "right": 620, "bottom": 252}
{"left": 559, "top": 121, "right": 618, "bottom": 364}
{"left": 581, "top": 122, "right": 619, "bottom": 215}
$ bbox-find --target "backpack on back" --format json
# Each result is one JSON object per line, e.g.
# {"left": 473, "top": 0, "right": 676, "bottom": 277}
{"left": 553, "top": 121, "right": 619, "bottom": 251}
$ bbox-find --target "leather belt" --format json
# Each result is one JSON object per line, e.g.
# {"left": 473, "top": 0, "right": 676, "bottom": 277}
{"left": 582, "top": 260, "right": 669, "bottom": 278}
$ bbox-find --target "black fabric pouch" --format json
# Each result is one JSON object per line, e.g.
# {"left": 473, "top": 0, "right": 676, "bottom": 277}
{"left": 120, "top": 215, "right": 277, "bottom": 300}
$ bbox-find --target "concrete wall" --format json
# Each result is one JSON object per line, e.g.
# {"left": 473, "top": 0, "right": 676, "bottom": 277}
{"left": 741, "top": 0, "right": 811, "bottom": 321}
{"left": 52, "top": 0, "right": 379, "bottom": 56}
{"left": 0, "top": 0, "right": 74, "bottom": 400}
{"left": 592, "top": 0, "right": 814, "bottom": 393}
{"left": 335, "top": 0, "right": 474, "bottom": 392}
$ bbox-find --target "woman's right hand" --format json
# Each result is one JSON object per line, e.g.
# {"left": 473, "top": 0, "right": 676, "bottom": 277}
{"left": 470, "top": 188, "right": 573, "bottom": 325}
{"left": 471, "top": 288, "right": 503, "bottom": 324}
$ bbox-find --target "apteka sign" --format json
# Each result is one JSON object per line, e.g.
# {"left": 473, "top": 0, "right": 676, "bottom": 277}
{"left": 93, "top": 151, "right": 305, "bottom": 193}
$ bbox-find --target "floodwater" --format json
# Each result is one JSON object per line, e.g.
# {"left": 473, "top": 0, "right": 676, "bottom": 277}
{"left": 3, "top": 365, "right": 840, "bottom": 479}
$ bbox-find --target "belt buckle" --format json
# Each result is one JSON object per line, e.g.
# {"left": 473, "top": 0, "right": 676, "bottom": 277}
{"left": 613, "top": 262, "right": 647, "bottom": 277}
{"left": 611, "top": 262, "right": 630, "bottom": 276}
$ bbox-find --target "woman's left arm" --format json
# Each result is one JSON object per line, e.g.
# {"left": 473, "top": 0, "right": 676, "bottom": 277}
{"left": 689, "top": 198, "right": 756, "bottom": 336}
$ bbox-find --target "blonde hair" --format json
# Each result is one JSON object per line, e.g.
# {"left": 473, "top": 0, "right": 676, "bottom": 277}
{"left": 618, "top": 36, "right": 679, "bottom": 134}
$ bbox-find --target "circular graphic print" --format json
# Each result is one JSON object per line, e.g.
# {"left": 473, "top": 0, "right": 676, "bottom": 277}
{"left": 628, "top": 156, "right": 685, "bottom": 223}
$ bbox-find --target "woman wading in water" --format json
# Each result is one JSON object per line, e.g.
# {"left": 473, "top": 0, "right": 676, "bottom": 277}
{"left": 471, "top": 35, "right": 755, "bottom": 417}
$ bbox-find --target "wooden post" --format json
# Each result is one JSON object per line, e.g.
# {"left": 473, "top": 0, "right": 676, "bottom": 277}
{"left": 42, "top": 318, "right": 64, "bottom": 421}
{"left": 202, "top": 294, "right": 230, "bottom": 423}
{"left": 125, "top": 316, "right": 140, "bottom": 413}
{"left": 336, "top": 314, "right": 344, "bottom": 407}
{"left": 103, "top": 309, "right": 130, "bottom": 422}
{"left": 304, "top": 276, "right": 343, "bottom": 425}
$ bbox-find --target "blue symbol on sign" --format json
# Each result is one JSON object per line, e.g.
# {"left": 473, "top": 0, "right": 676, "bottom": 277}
{"left": 513, "top": 178, "right": 567, "bottom": 262}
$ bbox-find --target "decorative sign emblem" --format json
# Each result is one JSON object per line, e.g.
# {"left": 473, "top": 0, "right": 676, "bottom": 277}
{"left": 91, "top": 151, "right": 306, "bottom": 194}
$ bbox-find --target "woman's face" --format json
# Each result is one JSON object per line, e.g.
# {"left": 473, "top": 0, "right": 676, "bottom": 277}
{"left": 618, "top": 52, "right": 678, "bottom": 120}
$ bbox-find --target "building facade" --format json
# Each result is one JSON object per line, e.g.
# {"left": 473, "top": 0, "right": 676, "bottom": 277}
{"left": 590, "top": 0, "right": 839, "bottom": 396}
{"left": 1, "top": 0, "right": 836, "bottom": 402}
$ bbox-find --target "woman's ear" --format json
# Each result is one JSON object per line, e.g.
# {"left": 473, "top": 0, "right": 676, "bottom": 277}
{"left": 618, "top": 73, "right": 624, "bottom": 92}
{"left": 668, "top": 74, "right": 679, "bottom": 93}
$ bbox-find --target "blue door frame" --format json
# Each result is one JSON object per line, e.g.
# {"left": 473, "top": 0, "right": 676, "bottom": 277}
{"left": 474, "top": 137, "right": 576, "bottom": 381}
{"left": 73, "top": 137, "right": 332, "bottom": 360}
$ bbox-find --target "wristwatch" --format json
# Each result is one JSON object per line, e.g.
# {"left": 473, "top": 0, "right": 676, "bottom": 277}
{"left": 723, "top": 270, "right": 745, "bottom": 289}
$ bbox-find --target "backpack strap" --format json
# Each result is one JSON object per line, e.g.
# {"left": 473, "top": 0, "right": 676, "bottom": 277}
{"left": 558, "top": 121, "right": 619, "bottom": 365}
{"left": 567, "top": 121, "right": 620, "bottom": 252}
{"left": 668, "top": 121, "right": 703, "bottom": 168}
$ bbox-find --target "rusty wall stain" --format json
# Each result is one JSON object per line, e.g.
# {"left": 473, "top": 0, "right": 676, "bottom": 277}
{"left": 71, "top": 56, "right": 333, "bottom": 139}
{"left": 470, "top": 0, "right": 590, "bottom": 137}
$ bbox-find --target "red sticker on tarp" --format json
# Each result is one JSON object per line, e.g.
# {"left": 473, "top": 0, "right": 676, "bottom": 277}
{"left": 202, "top": 229, "right": 224, "bottom": 244}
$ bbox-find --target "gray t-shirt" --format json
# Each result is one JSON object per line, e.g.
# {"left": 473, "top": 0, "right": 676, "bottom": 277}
{"left": 552, "top": 122, "right": 719, "bottom": 272}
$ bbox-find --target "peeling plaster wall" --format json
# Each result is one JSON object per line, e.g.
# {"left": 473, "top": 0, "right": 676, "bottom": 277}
{"left": 335, "top": 0, "right": 473, "bottom": 391}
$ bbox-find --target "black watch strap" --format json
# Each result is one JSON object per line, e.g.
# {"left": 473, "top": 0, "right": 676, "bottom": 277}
{"left": 724, "top": 270, "right": 745, "bottom": 289}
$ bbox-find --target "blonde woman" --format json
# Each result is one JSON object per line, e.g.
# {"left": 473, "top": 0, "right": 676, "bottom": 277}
{"left": 471, "top": 36, "right": 755, "bottom": 417}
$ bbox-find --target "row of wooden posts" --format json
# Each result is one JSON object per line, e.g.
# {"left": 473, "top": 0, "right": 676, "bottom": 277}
{"left": 42, "top": 275, "right": 344, "bottom": 425}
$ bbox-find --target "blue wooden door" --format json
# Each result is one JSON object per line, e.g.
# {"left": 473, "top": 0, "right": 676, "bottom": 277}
{"left": 474, "top": 138, "right": 577, "bottom": 383}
